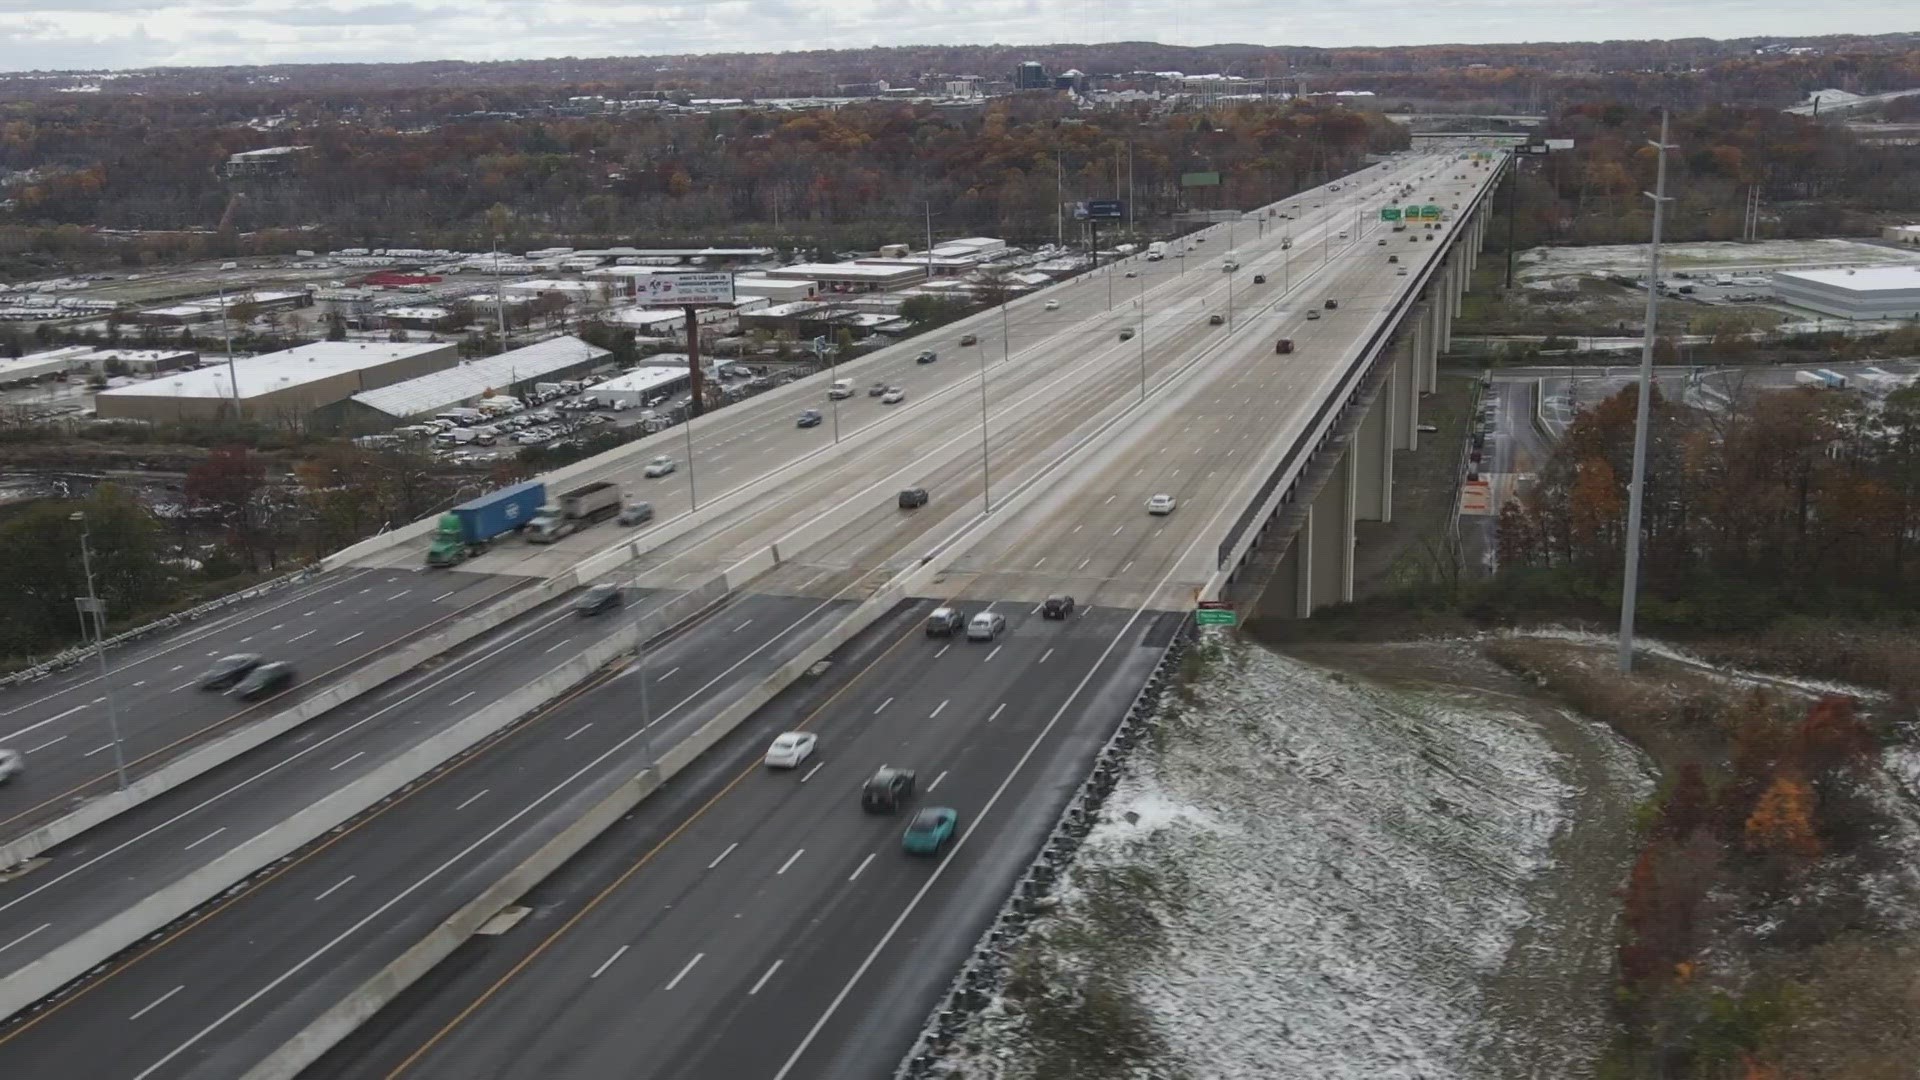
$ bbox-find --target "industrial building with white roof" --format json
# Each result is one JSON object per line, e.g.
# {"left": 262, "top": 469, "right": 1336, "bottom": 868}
{"left": 1771, "top": 265, "right": 1920, "bottom": 320}
{"left": 95, "top": 341, "right": 455, "bottom": 424}
{"left": 326, "top": 335, "right": 611, "bottom": 431}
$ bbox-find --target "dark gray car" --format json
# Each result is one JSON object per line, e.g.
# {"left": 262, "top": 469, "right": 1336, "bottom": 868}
{"left": 199, "top": 653, "right": 263, "bottom": 690}
{"left": 232, "top": 661, "right": 295, "bottom": 701}
{"left": 575, "top": 583, "right": 623, "bottom": 616}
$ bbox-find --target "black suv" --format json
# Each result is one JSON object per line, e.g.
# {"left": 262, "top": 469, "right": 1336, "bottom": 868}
{"left": 199, "top": 653, "right": 263, "bottom": 690}
{"left": 916, "top": 350, "right": 938, "bottom": 364}
{"left": 1041, "top": 595, "right": 1076, "bottom": 620}
{"left": 1252, "top": 274, "right": 1266, "bottom": 285}
{"left": 574, "top": 583, "right": 623, "bottom": 616}
{"left": 862, "top": 766, "right": 916, "bottom": 812}
{"left": 233, "top": 661, "right": 296, "bottom": 701}
{"left": 898, "top": 487, "right": 929, "bottom": 509}
{"left": 1324, "top": 298, "right": 1339, "bottom": 310}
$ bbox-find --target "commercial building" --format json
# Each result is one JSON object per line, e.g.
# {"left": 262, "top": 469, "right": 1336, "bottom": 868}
{"left": 503, "top": 279, "right": 597, "bottom": 303}
{"left": 133, "top": 290, "right": 312, "bottom": 326}
{"left": 1884, "top": 225, "right": 1920, "bottom": 248}
{"left": 221, "top": 146, "right": 310, "bottom": 177}
{"left": 1771, "top": 266, "right": 1920, "bottom": 320}
{"left": 95, "top": 341, "right": 455, "bottom": 424}
{"left": 583, "top": 365, "right": 695, "bottom": 409}
{"left": 764, "top": 262, "right": 926, "bottom": 292}
{"left": 1014, "top": 62, "right": 1050, "bottom": 90}
{"left": 0, "top": 346, "right": 198, "bottom": 387}
{"left": 732, "top": 275, "right": 817, "bottom": 303}
{"left": 325, "top": 335, "right": 611, "bottom": 432}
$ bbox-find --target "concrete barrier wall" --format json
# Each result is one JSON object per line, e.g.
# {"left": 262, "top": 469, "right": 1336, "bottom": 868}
{"left": 236, "top": 300, "right": 1251, "bottom": 1079}
{"left": 0, "top": 570, "right": 731, "bottom": 1026}
{"left": 0, "top": 575, "right": 582, "bottom": 870}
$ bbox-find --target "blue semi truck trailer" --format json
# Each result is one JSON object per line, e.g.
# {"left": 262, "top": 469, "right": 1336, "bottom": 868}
{"left": 426, "top": 480, "right": 546, "bottom": 567}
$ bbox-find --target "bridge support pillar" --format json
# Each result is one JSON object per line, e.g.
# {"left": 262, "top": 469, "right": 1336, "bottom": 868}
{"left": 1271, "top": 510, "right": 1314, "bottom": 619}
{"left": 1356, "top": 383, "right": 1393, "bottom": 524}
{"left": 1418, "top": 299, "right": 1439, "bottom": 394}
{"left": 1308, "top": 439, "right": 1357, "bottom": 609}
{"left": 1394, "top": 325, "right": 1420, "bottom": 452}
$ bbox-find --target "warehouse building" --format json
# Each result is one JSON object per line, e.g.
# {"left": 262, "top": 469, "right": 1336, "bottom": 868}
{"left": 764, "top": 262, "right": 926, "bottom": 292}
{"left": 1771, "top": 266, "right": 1920, "bottom": 320}
{"left": 1881, "top": 224, "right": 1920, "bottom": 248}
{"left": 96, "top": 341, "right": 455, "bottom": 424}
{"left": 322, "top": 335, "right": 611, "bottom": 433}
{"left": 583, "top": 365, "right": 695, "bottom": 409}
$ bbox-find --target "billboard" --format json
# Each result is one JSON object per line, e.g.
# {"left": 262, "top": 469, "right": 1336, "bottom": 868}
{"left": 641, "top": 272, "right": 735, "bottom": 305}
{"left": 1180, "top": 171, "right": 1222, "bottom": 188}
{"left": 1077, "top": 199, "right": 1125, "bottom": 221}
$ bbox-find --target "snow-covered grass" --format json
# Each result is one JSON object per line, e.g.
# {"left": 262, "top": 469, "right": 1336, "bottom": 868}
{"left": 1517, "top": 239, "right": 1920, "bottom": 284}
{"left": 940, "top": 634, "right": 1579, "bottom": 1080}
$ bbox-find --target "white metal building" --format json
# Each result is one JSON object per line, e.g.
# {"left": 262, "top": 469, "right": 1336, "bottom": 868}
{"left": 96, "top": 341, "right": 455, "bottom": 423}
{"left": 584, "top": 365, "right": 694, "bottom": 407}
{"left": 1771, "top": 266, "right": 1920, "bottom": 320}
{"left": 336, "top": 335, "right": 611, "bottom": 429}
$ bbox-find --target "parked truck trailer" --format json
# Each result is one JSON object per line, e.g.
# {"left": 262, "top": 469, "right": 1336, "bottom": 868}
{"left": 426, "top": 480, "right": 546, "bottom": 567}
{"left": 527, "top": 480, "right": 624, "bottom": 543}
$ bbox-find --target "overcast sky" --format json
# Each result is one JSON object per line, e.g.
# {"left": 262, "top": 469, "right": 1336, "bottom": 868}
{"left": 2, "top": 1, "right": 1916, "bottom": 73}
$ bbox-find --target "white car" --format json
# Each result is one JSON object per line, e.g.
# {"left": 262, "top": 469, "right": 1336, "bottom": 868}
{"left": 644, "top": 456, "right": 677, "bottom": 477}
{"left": 1147, "top": 494, "right": 1177, "bottom": 515}
{"left": 0, "top": 748, "right": 21, "bottom": 784}
{"left": 881, "top": 388, "right": 906, "bottom": 405}
{"left": 1045, "top": 300, "right": 1060, "bottom": 311}
{"left": 764, "top": 731, "right": 817, "bottom": 769}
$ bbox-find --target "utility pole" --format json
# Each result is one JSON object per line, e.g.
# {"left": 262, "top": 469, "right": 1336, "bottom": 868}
{"left": 924, "top": 201, "right": 934, "bottom": 284}
{"left": 493, "top": 237, "right": 508, "bottom": 348}
{"left": 72, "top": 512, "right": 128, "bottom": 792}
{"left": 1618, "top": 111, "right": 1675, "bottom": 675}
{"left": 1126, "top": 140, "right": 1134, "bottom": 238}
{"left": 218, "top": 269, "right": 239, "bottom": 417}
{"left": 1056, "top": 151, "right": 1064, "bottom": 247}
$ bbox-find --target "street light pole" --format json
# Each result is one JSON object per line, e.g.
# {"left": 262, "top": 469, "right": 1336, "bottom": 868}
{"left": 1618, "top": 111, "right": 1676, "bottom": 675}
{"left": 1137, "top": 271, "right": 1148, "bottom": 399}
{"left": 977, "top": 346, "right": 991, "bottom": 514}
{"left": 682, "top": 398, "right": 699, "bottom": 511}
{"left": 72, "top": 512, "right": 128, "bottom": 792}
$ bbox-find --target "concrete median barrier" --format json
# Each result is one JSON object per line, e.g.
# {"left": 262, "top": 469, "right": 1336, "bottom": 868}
{"left": 0, "top": 575, "right": 583, "bottom": 870}
{"left": 0, "top": 571, "right": 732, "bottom": 1027}
{"left": 236, "top": 313, "right": 1244, "bottom": 1078}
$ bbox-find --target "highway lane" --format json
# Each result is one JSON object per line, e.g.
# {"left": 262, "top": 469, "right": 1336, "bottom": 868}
{"left": 303, "top": 595, "right": 1179, "bottom": 1080}
{"left": 0, "top": 565, "right": 527, "bottom": 841}
{"left": 530, "top": 156, "right": 1444, "bottom": 596}
{"left": 0, "top": 579, "right": 654, "bottom": 990}
{"left": 0, "top": 586, "right": 863, "bottom": 1079}
{"left": 949, "top": 166, "right": 1494, "bottom": 609}
{"left": 0, "top": 151, "right": 1475, "bottom": 1072}
{"left": 353, "top": 154, "right": 1450, "bottom": 582}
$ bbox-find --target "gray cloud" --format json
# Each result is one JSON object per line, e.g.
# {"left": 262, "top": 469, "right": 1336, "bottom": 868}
{"left": 2, "top": 0, "right": 1915, "bottom": 71}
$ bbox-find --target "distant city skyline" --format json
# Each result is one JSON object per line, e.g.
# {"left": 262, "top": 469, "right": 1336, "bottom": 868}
{"left": 1, "top": 1, "right": 1916, "bottom": 74}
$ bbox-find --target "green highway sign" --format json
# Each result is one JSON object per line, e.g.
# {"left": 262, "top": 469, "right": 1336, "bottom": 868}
{"left": 1419, "top": 205, "right": 1441, "bottom": 220}
{"left": 1195, "top": 608, "right": 1237, "bottom": 626}
{"left": 1181, "top": 171, "right": 1222, "bottom": 187}
{"left": 1380, "top": 207, "right": 1401, "bottom": 221}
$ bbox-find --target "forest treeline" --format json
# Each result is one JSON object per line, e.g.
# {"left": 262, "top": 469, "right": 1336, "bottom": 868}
{"left": 1498, "top": 376, "right": 1920, "bottom": 628}
{"left": 3, "top": 33, "right": 1916, "bottom": 107}
{"left": 1, "top": 98, "right": 1404, "bottom": 256}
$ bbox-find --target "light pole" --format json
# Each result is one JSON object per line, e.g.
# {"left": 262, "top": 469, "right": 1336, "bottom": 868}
{"left": 977, "top": 344, "right": 991, "bottom": 514}
{"left": 71, "top": 511, "right": 129, "bottom": 792}
{"left": 629, "top": 581, "right": 655, "bottom": 763}
{"left": 1136, "top": 270, "right": 1148, "bottom": 399}
{"left": 682, "top": 386, "right": 699, "bottom": 511}
{"left": 1618, "top": 111, "right": 1676, "bottom": 675}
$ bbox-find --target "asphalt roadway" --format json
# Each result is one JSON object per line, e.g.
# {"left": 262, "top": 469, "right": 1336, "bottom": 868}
{"left": 0, "top": 586, "right": 854, "bottom": 1078}
{"left": 0, "top": 576, "right": 644, "bottom": 1007}
{"left": 306, "top": 597, "right": 1181, "bottom": 1080}
{"left": 0, "top": 148, "right": 1500, "bottom": 1075}
{"left": 355, "top": 152, "right": 1479, "bottom": 584}
{"left": 0, "top": 565, "right": 525, "bottom": 842}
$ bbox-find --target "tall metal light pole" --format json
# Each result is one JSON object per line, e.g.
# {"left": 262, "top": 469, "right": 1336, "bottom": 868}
{"left": 1618, "top": 111, "right": 1676, "bottom": 674}
{"left": 629, "top": 582, "right": 655, "bottom": 762}
{"left": 71, "top": 512, "right": 129, "bottom": 792}
{"left": 977, "top": 345, "right": 991, "bottom": 514}
{"left": 1136, "top": 270, "right": 1148, "bottom": 399}
{"left": 218, "top": 269, "right": 239, "bottom": 415}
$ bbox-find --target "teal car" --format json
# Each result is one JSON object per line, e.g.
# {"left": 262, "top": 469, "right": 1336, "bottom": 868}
{"left": 902, "top": 807, "right": 959, "bottom": 856}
